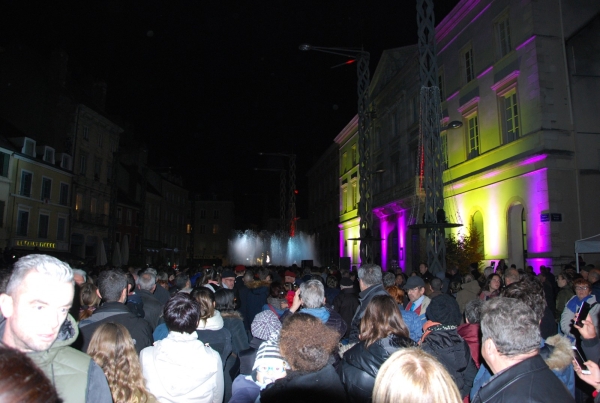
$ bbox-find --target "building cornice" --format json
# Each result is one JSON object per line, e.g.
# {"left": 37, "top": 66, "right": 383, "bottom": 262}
{"left": 334, "top": 115, "right": 359, "bottom": 145}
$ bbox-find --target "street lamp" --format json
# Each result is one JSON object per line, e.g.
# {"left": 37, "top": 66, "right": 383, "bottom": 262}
{"left": 300, "top": 44, "right": 375, "bottom": 264}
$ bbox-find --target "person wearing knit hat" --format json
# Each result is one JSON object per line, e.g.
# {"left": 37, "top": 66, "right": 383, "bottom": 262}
{"left": 238, "top": 311, "right": 282, "bottom": 376}
{"left": 230, "top": 337, "right": 288, "bottom": 403}
{"left": 221, "top": 269, "right": 236, "bottom": 290}
{"left": 284, "top": 270, "right": 296, "bottom": 284}
{"left": 420, "top": 294, "right": 477, "bottom": 399}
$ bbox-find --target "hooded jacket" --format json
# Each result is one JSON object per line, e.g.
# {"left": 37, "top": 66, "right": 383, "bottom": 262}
{"left": 0, "top": 314, "right": 112, "bottom": 403}
{"left": 196, "top": 310, "right": 232, "bottom": 367}
{"left": 456, "top": 280, "right": 481, "bottom": 314}
{"left": 140, "top": 331, "right": 224, "bottom": 403}
{"left": 341, "top": 334, "right": 416, "bottom": 402}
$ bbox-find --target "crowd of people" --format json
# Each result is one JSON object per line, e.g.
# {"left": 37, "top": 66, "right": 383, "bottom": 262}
{"left": 0, "top": 254, "right": 599, "bottom": 402}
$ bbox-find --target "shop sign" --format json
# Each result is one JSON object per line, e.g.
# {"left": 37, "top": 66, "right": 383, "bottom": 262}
{"left": 16, "top": 240, "right": 56, "bottom": 249}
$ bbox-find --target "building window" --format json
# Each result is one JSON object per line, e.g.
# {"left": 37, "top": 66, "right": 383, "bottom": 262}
{"left": 467, "top": 115, "right": 480, "bottom": 159}
{"left": 41, "top": 178, "right": 52, "bottom": 201}
{"left": 20, "top": 171, "right": 32, "bottom": 197}
{"left": 213, "top": 210, "right": 219, "bottom": 219}
{"left": 106, "top": 162, "right": 112, "bottom": 182}
{"left": 199, "top": 224, "right": 205, "bottom": 234}
{"left": 61, "top": 154, "right": 72, "bottom": 170}
{"left": 200, "top": 209, "right": 206, "bottom": 219}
{"left": 187, "top": 223, "right": 192, "bottom": 234}
{"left": 342, "top": 152, "right": 348, "bottom": 172}
{"left": 76, "top": 193, "right": 83, "bottom": 210}
{"left": 352, "top": 183, "right": 358, "bottom": 210}
{"left": 462, "top": 46, "right": 475, "bottom": 83}
{"left": 441, "top": 132, "right": 449, "bottom": 169}
{"left": 117, "top": 207, "right": 122, "bottom": 223}
{"left": 351, "top": 145, "right": 358, "bottom": 165}
{"left": 38, "top": 214, "right": 49, "bottom": 238}
{"left": 79, "top": 155, "right": 87, "bottom": 175}
{"left": 501, "top": 91, "right": 520, "bottom": 144}
{"left": 0, "top": 152, "right": 9, "bottom": 178}
{"left": 94, "top": 159, "right": 102, "bottom": 180}
{"left": 127, "top": 210, "right": 132, "bottom": 226}
{"left": 97, "top": 133, "right": 103, "bottom": 148}
{"left": 59, "top": 183, "right": 69, "bottom": 206}
{"left": 43, "top": 147, "right": 55, "bottom": 164}
{"left": 90, "top": 198, "right": 97, "bottom": 214}
{"left": 213, "top": 224, "right": 219, "bottom": 234}
{"left": 17, "top": 210, "right": 29, "bottom": 236}
{"left": 115, "top": 232, "right": 121, "bottom": 243}
{"left": 23, "top": 139, "right": 35, "bottom": 156}
{"left": 104, "top": 202, "right": 109, "bottom": 216}
{"left": 57, "top": 217, "right": 66, "bottom": 241}
{"left": 83, "top": 126, "right": 89, "bottom": 140}
{"left": 496, "top": 16, "right": 511, "bottom": 58}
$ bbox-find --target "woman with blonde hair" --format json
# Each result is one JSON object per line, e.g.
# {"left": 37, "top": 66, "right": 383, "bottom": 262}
{"left": 373, "top": 348, "right": 462, "bottom": 403}
{"left": 87, "top": 322, "right": 157, "bottom": 403}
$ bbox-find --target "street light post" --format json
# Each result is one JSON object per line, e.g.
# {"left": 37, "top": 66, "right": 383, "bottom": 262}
{"left": 300, "top": 44, "right": 374, "bottom": 264}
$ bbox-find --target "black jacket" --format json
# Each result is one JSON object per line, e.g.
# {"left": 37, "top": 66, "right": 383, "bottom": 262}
{"left": 332, "top": 288, "right": 360, "bottom": 339}
{"left": 341, "top": 334, "right": 416, "bottom": 402}
{"left": 79, "top": 301, "right": 153, "bottom": 354}
{"left": 421, "top": 325, "right": 478, "bottom": 399}
{"left": 137, "top": 289, "right": 162, "bottom": 330}
{"left": 349, "top": 284, "right": 389, "bottom": 344}
{"left": 260, "top": 364, "right": 346, "bottom": 403}
{"left": 472, "top": 354, "right": 574, "bottom": 403}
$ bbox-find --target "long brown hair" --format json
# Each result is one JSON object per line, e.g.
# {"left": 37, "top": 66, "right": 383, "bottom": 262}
{"left": 79, "top": 283, "right": 101, "bottom": 321}
{"left": 360, "top": 294, "right": 409, "bottom": 348}
{"left": 87, "top": 323, "right": 155, "bottom": 403}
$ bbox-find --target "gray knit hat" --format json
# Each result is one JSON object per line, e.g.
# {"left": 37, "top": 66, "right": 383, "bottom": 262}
{"left": 251, "top": 310, "right": 282, "bottom": 341}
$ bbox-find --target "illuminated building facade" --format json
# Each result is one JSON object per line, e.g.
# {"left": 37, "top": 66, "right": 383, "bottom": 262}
{"left": 307, "top": 143, "right": 339, "bottom": 267}
{"left": 335, "top": 116, "right": 361, "bottom": 266}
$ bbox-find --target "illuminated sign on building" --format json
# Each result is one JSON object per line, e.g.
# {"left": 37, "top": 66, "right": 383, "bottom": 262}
{"left": 15, "top": 240, "right": 56, "bottom": 249}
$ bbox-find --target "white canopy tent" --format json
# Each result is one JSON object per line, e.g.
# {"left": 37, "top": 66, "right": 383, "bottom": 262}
{"left": 575, "top": 234, "right": 600, "bottom": 272}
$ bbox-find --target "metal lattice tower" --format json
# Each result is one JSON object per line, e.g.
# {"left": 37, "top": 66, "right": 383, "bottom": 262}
{"left": 417, "top": 0, "right": 446, "bottom": 275}
{"left": 280, "top": 170, "right": 287, "bottom": 232}
{"left": 356, "top": 52, "right": 373, "bottom": 264}
{"left": 288, "top": 155, "right": 297, "bottom": 237}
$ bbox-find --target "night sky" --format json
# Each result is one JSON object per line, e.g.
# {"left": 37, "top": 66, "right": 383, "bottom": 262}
{"left": 1, "top": 0, "right": 460, "bottom": 228}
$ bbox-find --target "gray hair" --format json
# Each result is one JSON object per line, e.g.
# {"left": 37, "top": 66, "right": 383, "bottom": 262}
{"left": 465, "top": 299, "right": 483, "bottom": 324}
{"left": 156, "top": 271, "right": 168, "bottom": 282}
{"left": 6, "top": 254, "right": 73, "bottom": 296}
{"left": 144, "top": 268, "right": 157, "bottom": 276}
{"left": 358, "top": 264, "right": 383, "bottom": 288}
{"left": 504, "top": 268, "right": 520, "bottom": 284}
{"left": 480, "top": 297, "right": 540, "bottom": 357}
{"left": 483, "top": 266, "right": 494, "bottom": 278}
{"left": 382, "top": 272, "right": 396, "bottom": 288}
{"left": 137, "top": 271, "right": 157, "bottom": 291}
{"left": 299, "top": 279, "right": 325, "bottom": 309}
{"left": 72, "top": 268, "right": 87, "bottom": 282}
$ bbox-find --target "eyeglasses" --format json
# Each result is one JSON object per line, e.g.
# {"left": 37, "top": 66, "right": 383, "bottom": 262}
{"left": 575, "top": 286, "right": 589, "bottom": 291}
{"left": 258, "top": 365, "right": 286, "bottom": 373}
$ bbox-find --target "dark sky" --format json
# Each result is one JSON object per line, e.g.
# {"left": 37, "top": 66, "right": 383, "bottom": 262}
{"left": 1, "top": 0, "right": 459, "bottom": 228}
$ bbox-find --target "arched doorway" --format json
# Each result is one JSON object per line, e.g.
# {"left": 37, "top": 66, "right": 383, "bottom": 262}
{"left": 507, "top": 204, "right": 526, "bottom": 269}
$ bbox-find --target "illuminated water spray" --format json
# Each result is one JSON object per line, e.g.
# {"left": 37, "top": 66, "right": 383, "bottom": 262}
{"left": 229, "top": 230, "right": 319, "bottom": 267}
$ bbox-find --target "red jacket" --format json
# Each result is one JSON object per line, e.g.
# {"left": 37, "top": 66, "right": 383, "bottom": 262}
{"left": 457, "top": 323, "right": 481, "bottom": 368}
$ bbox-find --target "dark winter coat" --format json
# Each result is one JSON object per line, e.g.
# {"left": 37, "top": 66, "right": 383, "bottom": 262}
{"left": 239, "top": 280, "right": 270, "bottom": 331}
{"left": 260, "top": 364, "right": 346, "bottom": 403}
{"left": 79, "top": 301, "right": 153, "bottom": 354}
{"left": 137, "top": 288, "right": 162, "bottom": 330}
{"left": 239, "top": 337, "right": 264, "bottom": 375}
{"left": 349, "top": 284, "right": 389, "bottom": 344}
{"left": 341, "top": 334, "right": 416, "bottom": 402}
{"left": 332, "top": 288, "right": 360, "bottom": 339}
{"left": 421, "top": 324, "right": 478, "bottom": 399}
{"left": 221, "top": 311, "right": 250, "bottom": 355}
{"left": 471, "top": 354, "right": 573, "bottom": 403}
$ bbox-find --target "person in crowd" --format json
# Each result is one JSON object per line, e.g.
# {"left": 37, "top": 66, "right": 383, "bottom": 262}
{"left": 240, "top": 268, "right": 271, "bottom": 332}
{"left": 503, "top": 267, "right": 521, "bottom": 286}
{"left": 239, "top": 310, "right": 282, "bottom": 375}
{"left": 588, "top": 268, "right": 600, "bottom": 301}
{"left": 202, "top": 268, "right": 222, "bottom": 293}
{"left": 382, "top": 272, "right": 396, "bottom": 288}
{"left": 79, "top": 282, "right": 101, "bottom": 321}
{"left": 561, "top": 277, "right": 600, "bottom": 343}
{"left": 471, "top": 278, "right": 575, "bottom": 399}
{"left": 281, "top": 279, "right": 347, "bottom": 339}
{"left": 140, "top": 293, "right": 224, "bottom": 403}
{"left": 420, "top": 294, "right": 477, "bottom": 399}
{"left": 0, "top": 346, "right": 61, "bottom": 403}
{"left": 471, "top": 298, "right": 573, "bottom": 403}
{"left": 262, "top": 281, "right": 288, "bottom": 318}
{"left": 259, "top": 313, "right": 345, "bottom": 403}
{"left": 125, "top": 273, "right": 145, "bottom": 318}
{"left": 418, "top": 262, "right": 435, "bottom": 284}
{"left": 87, "top": 323, "right": 157, "bottom": 403}
{"left": 394, "top": 272, "right": 406, "bottom": 288}
{"left": 0, "top": 254, "right": 112, "bottom": 403}
{"left": 581, "top": 266, "right": 591, "bottom": 281}
{"left": 325, "top": 275, "right": 341, "bottom": 304}
{"left": 385, "top": 285, "right": 423, "bottom": 343}
{"left": 136, "top": 270, "right": 162, "bottom": 330}
{"left": 341, "top": 295, "right": 417, "bottom": 402}
{"left": 333, "top": 277, "right": 360, "bottom": 340}
{"left": 428, "top": 277, "right": 444, "bottom": 299}
{"left": 479, "top": 273, "right": 502, "bottom": 301}
{"left": 174, "top": 272, "right": 193, "bottom": 294}
{"left": 221, "top": 269, "right": 236, "bottom": 290}
{"left": 230, "top": 337, "right": 288, "bottom": 403}
{"left": 372, "top": 347, "right": 462, "bottom": 403}
{"left": 234, "top": 265, "right": 247, "bottom": 288}
{"left": 79, "top": 269, "right": 153, "bottom": 354}
{"left": 72, "top": 268, "right": 87, "bottom": 286}
{"left": 347, "top": 264, "right": 389, "bottom": 344}
{"left": 147, "top": 268, "right": 170, "bottom": 306}
{"left": 447, "top": 266, "right": 462, "bottom": 285}
{"left": 216, "top": 288, "right": 249, "bottom": 384}
{"left": 456, "top": 273, "right": 480, "bottom": 314}
{"left": 192, "top": 287, "right": 232, "bottom": 367}
{"left": 403, "top": 276, "right": 431, "bottom": 317}
{"left": 556, "top": 272, "right": 575, "bottom": 321}
{"left": 478, "top": 266, "right": 495, "bottom": 288}
{"left": 537, "top": 270, "right": 556, "bottom": 317}
{"left": 457, "top": 298, "right": 483, "bottom": 368}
